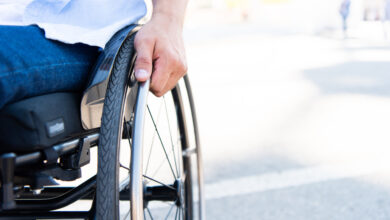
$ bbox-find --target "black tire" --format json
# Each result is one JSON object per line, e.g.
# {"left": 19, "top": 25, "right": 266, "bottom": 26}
{"left": 96, "top": 33, "right": 203, "bottom": 219}
{"left": 96, "top": 34, "right": 136, "bottom": 219}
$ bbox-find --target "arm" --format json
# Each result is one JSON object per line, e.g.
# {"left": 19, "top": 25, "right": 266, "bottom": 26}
{"left": 134, "top": 0, "right": 189, "bottom": 97}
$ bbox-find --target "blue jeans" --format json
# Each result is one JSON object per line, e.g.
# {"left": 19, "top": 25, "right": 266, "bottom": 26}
{"left": 0, "top": 25, "right": 101, "bottom": 109}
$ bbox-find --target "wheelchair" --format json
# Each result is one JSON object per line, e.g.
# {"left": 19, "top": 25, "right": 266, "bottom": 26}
{"left": 0, "top": 25, "right": 204, "bottom": 219}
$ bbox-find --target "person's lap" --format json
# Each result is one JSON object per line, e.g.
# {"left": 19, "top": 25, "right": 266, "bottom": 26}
{"left": 0, "top": 25, "right": 100, "bottom": 109}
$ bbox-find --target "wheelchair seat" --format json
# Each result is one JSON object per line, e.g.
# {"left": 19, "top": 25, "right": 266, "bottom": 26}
{"left": 0, "top": 25, "right": 139, "bottom": 154}
{"left": 0, "top": 26, "right": 204, "bottom": 219}
{"left": 0, "top": 92, "right": 86, "bottom": 153}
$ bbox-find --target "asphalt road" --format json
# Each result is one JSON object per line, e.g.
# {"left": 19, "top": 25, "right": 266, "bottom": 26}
{"left": 185, "top": 23, "right": 390, "bottom": 219}
{"left": 56, "top": 23, "right": 390, "bottom": 220}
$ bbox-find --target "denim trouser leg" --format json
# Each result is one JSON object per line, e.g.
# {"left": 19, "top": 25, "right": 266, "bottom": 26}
{"left": 0, "top": 25, "right": 101, "bottom": 109}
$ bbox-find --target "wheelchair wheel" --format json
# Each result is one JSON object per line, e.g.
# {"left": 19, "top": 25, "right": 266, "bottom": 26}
{"left": 96, "top": 35, "right": 204, "bottom": 220}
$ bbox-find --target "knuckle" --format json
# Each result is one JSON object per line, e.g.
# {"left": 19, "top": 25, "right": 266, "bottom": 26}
{"left": 154, "top": 91, "right": 164, "bottom": 97}
{"left": 168, "top": 56, "right": 182, "bottom": 70}
{"left": 142, "top": 37, "right": 154, "bottom": 45}
{"left": 172, "top": 56, "right": 181, "bottom": 66}
{"left": 151, "top": 87, "right": 164, "bottom": 97}
{"left": 180, "top": 62, "right": 188, "bottom": 74}
{"left": 175, "top": 59, "right": 187, "bottom": 75}
{"left": 136, "top": 56, "right": 152, "bottom": 65}
{"left": 165, "top": 50, "right": 177, "bottom": 61}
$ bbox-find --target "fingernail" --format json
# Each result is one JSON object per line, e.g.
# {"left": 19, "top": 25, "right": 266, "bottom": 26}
{"left": 135, "top": 69, "right": 149, "bottom": 79}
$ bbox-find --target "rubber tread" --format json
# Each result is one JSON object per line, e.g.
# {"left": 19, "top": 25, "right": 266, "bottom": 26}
{"left": 96, "top": 34, "right": 135, "bottom": 220}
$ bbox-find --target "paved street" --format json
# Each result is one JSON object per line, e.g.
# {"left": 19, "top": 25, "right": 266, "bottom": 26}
{"left": 185, "top": 22, "right": 390, "bottom": 219}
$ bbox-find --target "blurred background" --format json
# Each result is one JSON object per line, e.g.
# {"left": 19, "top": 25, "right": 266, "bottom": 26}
{"left": 183, "top": 0, "right": 390, "bottom": 219}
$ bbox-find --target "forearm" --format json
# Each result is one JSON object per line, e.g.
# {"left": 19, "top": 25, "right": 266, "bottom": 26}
{"left": 134, "top": 0, "right": 188, "bottom": 96}
{"left": 151, "top": 0, "right": 188, "bottom": 28}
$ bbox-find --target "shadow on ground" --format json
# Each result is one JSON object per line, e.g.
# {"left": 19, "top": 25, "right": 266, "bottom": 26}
{"left": 304, "top": 61, "right": 390, "bottom": 97}
{"left": 206, "top": 177, "right": 390, "bottom": 220}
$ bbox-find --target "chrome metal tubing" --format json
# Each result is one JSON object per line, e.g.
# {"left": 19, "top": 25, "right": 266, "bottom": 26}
{"left": 184, "top": 75, "right": 206, "bottom": 219}
{"left": 130, "top": 80, "right": 150, "bottom": 220}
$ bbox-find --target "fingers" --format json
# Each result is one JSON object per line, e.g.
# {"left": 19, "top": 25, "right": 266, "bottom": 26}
{"left": 134, "top": 30, "right": 187, "bottom": 96}
{"left": 149, "top": 51, "right": 187, "bottom": 97}
{"left": 160, "top": 71, "right": 185, "bottom": 95}
{"left": 134, "top": 36, "right": 154, "bottom": 82}
{"left": 149, "top": 56, "right": 170, "bottom": 97}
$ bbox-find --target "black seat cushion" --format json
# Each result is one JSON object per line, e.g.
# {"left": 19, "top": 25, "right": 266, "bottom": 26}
{"left": 0, "top": 93, "right": 85, "bottom": 153}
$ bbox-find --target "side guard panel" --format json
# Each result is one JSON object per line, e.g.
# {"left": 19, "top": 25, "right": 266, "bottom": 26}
{"left": 80, "top": 25, "right": 140, "bottom": 130}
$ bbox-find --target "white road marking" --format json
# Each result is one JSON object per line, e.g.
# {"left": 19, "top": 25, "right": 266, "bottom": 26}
{"left": 205, "top": 161, "right": 390, "bottom": 200}
{"left": 59, "top": 161, "right": 390, "bottom": 212}
{"left": 148, "top": 162, "right": 390, "bottom": 210}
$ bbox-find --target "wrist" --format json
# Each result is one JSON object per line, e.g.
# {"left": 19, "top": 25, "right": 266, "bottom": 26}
{"left": 150, "top": 11, "right": 185, "bottom": 29}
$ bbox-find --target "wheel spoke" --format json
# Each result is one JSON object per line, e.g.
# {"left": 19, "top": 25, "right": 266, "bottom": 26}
{"left": 119, "top": 163, "right": 175, "bottom": 190}
{"left": 180, "top": 207, "right": 184, "bottom": 220}
{"left": 123, "top": 209, "right": 130, "bottom": 220}
{"left": 147, "top": 207, "right": 154, "bottom": 220}
{"left": 145, "top": 101, "right": 164, "bottom": 176}
{"left": 174, "top": 205, "right": 179, "bottom": 220}
{"left": 143, "top": 175, "right": 176, "bottom": 191}
{"left": 148, "top": 146, "right": 176, "bottom": 182}
{"left": 163, "top": 96, "right": 179, "bottom": 177}
{"left": 119, "top": 175, "right": 130, "bottom": 192}
{"left": 122, "top": 84, "right": 199, "bottom": 219}
{"left": 120, "top": 163, "right": 130, "bottom": 171}
{"left": 177, "top": 132, "right": 181, "bottom": 178}
{"left": 177, "top": 207, "right": 181, "bottom": 220}
{"left": 118, "top": 164, "right": 130, "bottom": 192}
{"left": 164, "top": 202, "right": 176, "bottom": 220}
{"left": 145, "top": 133, "right": 156, "bottom": 176}
{"left": 147, "top": 105, "right": 177, "bottom": 179}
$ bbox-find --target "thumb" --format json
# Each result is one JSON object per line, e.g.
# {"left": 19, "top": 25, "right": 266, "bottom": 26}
{"left": 134, "top": 38, "right": 154, "bottom": 82}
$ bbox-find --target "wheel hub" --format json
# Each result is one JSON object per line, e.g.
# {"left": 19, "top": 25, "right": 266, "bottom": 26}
{"left": 143, "top": 178, "right": 184, "bottom": 207}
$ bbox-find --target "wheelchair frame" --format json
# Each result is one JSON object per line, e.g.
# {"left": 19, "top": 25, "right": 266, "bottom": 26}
{"left": 0, "top": 25, "right": 140, "bottom": 219}
{"left": 0, "top": 133, "right": 99, "bottom": 219}
{"left": 0, "top": 24, "right": 204, "bottom": 220}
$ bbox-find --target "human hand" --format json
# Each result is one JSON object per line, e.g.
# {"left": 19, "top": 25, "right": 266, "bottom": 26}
{"left": 134, "top": 14, "right": 187, "bottom": 97}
